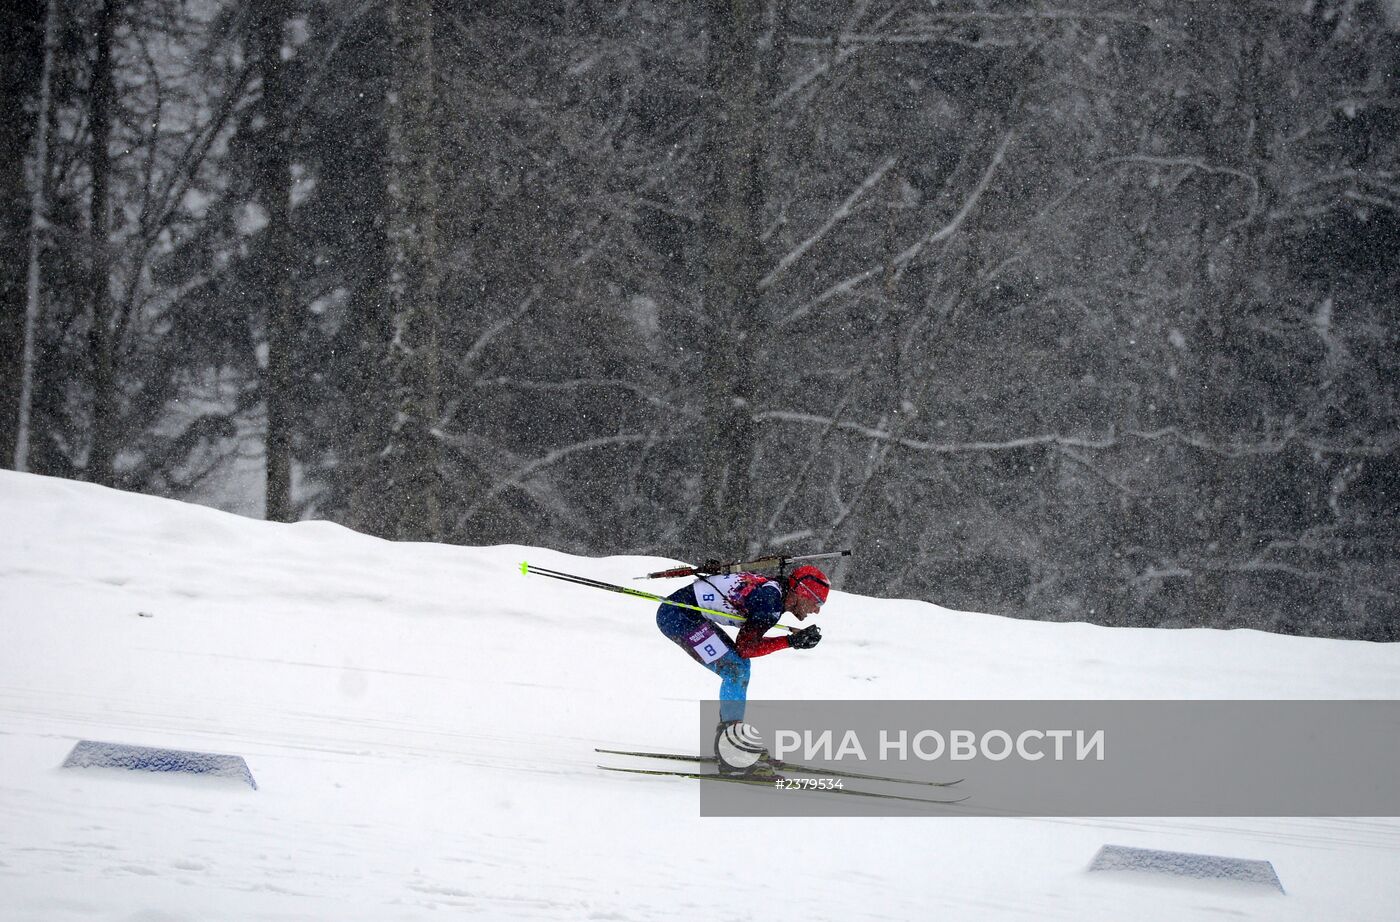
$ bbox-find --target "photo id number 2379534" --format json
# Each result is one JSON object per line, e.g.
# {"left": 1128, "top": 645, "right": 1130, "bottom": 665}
{"left": 775, "top": 777, "right": 844, "bottom": 790}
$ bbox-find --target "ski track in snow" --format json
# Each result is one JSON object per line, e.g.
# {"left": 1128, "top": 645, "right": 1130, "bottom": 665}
{"left": 2, "top": 470, "right": 1400, "bottom": 921}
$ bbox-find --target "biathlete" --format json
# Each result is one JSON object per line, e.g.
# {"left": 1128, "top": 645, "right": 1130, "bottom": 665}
{"left": 655, "top": 565, "right": 830, "bottom": 774}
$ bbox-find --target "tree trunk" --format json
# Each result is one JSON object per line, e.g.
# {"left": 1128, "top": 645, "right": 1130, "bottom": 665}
{"left": 384, "top": 0, "right": 443, "bottom": 541}
{"left": 86, "top": 0, "right": 120, "bottom": 486}
{"left": 1, "top": 1, "right": 47, "bottom": 469}
{"left": 14, "top": 0, "right": 58, "bottom": 474}
{"left": 252, "top": 0, "right": 296, "bottom": 521}
{"left": 697, "top": 0, "right": 766, "bottom": 556}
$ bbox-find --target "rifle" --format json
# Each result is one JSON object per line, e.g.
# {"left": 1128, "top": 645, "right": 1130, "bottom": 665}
{"left": 639, "top": 549, "right": 851, "bottom": 580}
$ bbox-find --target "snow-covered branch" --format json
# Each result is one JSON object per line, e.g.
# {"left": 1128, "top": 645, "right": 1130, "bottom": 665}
{"left": 892, "top": 130, "right": 1015, "bottom": 274}
{"left": 1108, "top": 154, "right": 1261, "bottom": 226}
{"left": 754, "top": 410, "right": 1116, "bottom": 453}
{"left": 1126, "top": 427, "right": 1400, "bottom": 459}
{"left": 780, "top": 265, "right": 882, "bottom": 326}
{"left": 755, "top": 413, "right": 1399, "bottom": 461}
{"left": 779, "top": 131, "right": 1014, "bottom": 326}
{"left": 769, "top": 5, "right": 895, "bottom": 108}
{"left": 479, "top": 377, "right": 686, "bottom": 414}
{"left": 758, "top": 155, "right": 896, "bottom": 291}
{"left": 460, "top": 433, "right": 659, "bottom": 522}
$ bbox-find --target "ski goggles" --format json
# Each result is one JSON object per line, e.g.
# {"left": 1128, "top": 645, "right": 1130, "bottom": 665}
{"left": 793, "top": 574, "right": 830, "bottom": 605}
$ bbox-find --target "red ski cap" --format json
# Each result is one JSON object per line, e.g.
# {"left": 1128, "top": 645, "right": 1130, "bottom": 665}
{"left": 788, "top": 565, "right": 831, "bottom": 604}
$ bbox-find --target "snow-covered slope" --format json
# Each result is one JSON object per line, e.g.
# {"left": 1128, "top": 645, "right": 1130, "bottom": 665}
{"left": 1, "top": 470, "right": 1398, "bottom": 921}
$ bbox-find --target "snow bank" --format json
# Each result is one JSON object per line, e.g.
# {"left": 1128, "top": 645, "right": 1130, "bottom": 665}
{"left": 2, "top": 470, "right": 1398, "bottom": 920}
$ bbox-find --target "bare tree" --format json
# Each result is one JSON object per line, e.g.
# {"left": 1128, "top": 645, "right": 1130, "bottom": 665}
{"left": 250, "top": 0, "right": 296, "bottom": 521}
{"left": 383, "top": 0, "right": 443, "bottom": 540}
{"left": 0, "top": 2, "right": 46, "bottom": 468}
{"left": 697, "top": 0, "right": 766, "bottom": 555}
{"left": 86, "top": 0, "right": 122, "bottom": 486}
{"left": 12, "top": 0, "right": 58, "bottom": 473}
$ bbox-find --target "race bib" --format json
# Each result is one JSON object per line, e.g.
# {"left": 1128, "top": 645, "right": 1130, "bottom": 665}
{"left": 692, "top": 573, "right": 772, "bottom": 625}
{"left": 686, "top": 623, "right": 728, "bottom": 665}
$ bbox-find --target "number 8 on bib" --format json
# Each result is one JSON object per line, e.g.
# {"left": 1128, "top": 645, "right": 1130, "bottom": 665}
{"left": 686, "top": 624, "right": 728, "bottom": 665}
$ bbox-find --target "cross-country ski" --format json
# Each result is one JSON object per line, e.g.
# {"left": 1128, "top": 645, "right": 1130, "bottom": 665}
{"left": 596, "top": 764, "right": 970, "bottom": 807}
{"left": 594, "top": 748, "right": 963, "bottom": 787}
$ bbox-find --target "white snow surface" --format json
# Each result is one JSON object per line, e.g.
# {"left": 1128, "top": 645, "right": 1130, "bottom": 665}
{"left": 2, "top": 469, "right": 1398, "bottom": 921}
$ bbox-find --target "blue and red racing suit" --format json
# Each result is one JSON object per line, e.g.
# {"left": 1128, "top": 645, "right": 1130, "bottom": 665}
{"left": 655, "top": 573, "right": 793, "bottom": 723}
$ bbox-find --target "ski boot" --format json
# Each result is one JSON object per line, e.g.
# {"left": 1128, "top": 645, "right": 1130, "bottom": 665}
{"left": 715, "top": 720, "right": 774, "bottom": 777}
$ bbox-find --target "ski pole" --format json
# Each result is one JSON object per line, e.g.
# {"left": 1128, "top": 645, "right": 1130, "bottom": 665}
{"left": 519, "top": 561, "right": 794, "bottom": 632}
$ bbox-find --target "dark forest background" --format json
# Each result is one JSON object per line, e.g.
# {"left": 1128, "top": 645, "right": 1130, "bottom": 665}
{"left": 2, "top": 0, "right": 1397, "bottom": 639}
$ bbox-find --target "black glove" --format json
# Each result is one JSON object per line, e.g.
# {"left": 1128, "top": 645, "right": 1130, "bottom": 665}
{"left": 788, "top": 625, "right": 822, "bottom": 650}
